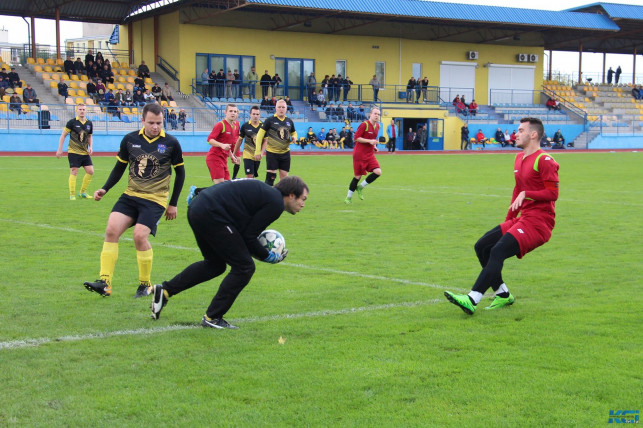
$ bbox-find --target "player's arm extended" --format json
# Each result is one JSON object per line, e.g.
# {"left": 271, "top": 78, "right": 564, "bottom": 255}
{"left": 101, "top": 159, "right": 128, "bottom": 193}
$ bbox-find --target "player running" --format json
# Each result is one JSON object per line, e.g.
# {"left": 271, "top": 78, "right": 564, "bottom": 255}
{"left": 345, "top": 107, "right": 382, "bottom": 204}
{"left": 233, "top": 105, "right": 262, "bottom": 179}
{"left": 444, "top": 117, "right": 560, "bottom": 314}
{"left": 56, "top": 103, "right": 94, "bottom": 200}
{"left": 83, "top": 103, "right": 185, "bottom": 298}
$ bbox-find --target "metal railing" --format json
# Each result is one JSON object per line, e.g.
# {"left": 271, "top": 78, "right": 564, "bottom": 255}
{"left": 157, "top": 56, "right": 180, "bottom": 92}
{"left": 2, "top": 44, "right": 134, "bottom": 68}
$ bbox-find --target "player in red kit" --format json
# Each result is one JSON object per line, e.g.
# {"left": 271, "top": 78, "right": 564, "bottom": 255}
{"left": 344, "top": 107, "right": 382, "bottom": 204}
{"left": 444, "top": 117, "right": 559, "bottom": 315}
{"left": 205, "top": 104, "right": 240, "bottom": 184}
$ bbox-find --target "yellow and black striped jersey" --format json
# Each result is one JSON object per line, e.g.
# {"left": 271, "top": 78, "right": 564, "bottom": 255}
{"left": 116, "top": 128, "right": 184, "bottom": 207}
{"left": 239, "top": 121, "right": 262, "bottom": 160}
{"left": 259, "top": 115, "right": 297, "bottom": 154}
{"left": 64, "top": 117, "right": 93, "bottom": 155}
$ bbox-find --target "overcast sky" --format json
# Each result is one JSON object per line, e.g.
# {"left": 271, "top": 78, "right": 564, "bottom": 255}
{"left": 0, "top": 0, "right": 640, "bottom": 79}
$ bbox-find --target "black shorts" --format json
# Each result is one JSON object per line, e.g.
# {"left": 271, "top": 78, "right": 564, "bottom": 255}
{"left": 243, "top": 158, "right": 261, "bottom": 177}
{"left": 111, "top": 194, "right": 165, "bottom": 237}
{"left": 68, "top": 153, "right": 93, "bottom": 168}
{"left": 266, "top": 151, "right": 291, "bottom": 172}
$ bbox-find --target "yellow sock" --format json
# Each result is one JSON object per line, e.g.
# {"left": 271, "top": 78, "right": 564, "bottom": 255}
{"left": 68, "top": 174, "right": 77, "bottom": 196}
{"left": 80, "top": 173, "right": 93, "bottom": 193}
{"left": 99, "top": 242, "right": 119, "bottom": 286}
{"left": 137, "top": 248, "right": 153, "bottom": 285}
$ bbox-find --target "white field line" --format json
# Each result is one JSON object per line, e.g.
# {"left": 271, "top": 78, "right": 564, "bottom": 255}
{"left": 0, "top": 218, "right": 459, "bottom": 291}
{"left": 0, "top": 299, "right": 443, "bottom": 351}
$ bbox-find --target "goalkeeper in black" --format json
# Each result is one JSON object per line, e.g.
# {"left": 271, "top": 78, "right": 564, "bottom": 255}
{"left": 150, "top": 176, "right": 309, "bottom": 329}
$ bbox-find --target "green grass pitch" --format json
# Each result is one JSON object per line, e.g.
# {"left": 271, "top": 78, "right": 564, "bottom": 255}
{"left": 0, "top": 151, "right": 641, "bottom": 426}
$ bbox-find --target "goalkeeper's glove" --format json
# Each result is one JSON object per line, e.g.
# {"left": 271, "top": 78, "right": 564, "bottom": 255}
{"left": 263, "top": 249, "right": 288, "bottom": 264}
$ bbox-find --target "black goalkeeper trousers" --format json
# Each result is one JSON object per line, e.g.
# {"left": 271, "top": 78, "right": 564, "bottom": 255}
{"left": 163, "top": 204, "right": 255, "bottom": 319}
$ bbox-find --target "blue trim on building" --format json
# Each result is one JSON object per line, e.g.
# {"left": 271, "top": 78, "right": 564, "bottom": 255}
{"left": 248, "top": 0, "right": 621, "bottom": 30}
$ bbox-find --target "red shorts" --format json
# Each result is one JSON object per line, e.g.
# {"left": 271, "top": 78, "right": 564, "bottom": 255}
{"left": 501, "top": 215, "right": 554, "bottom": 258}
{"left": 206, "top": 155, "right": 229, "bottom": 181}
{"left": 353, "top": 155, "right": 380, "bottom": 177}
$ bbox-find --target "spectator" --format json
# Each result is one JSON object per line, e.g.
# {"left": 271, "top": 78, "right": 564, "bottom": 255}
{"left": 9, "top": 93, "right": 23, "bottom": 115}
{"left": 356, "top": 105, "right": 367, "bottom": 121}
{"left": 504, "top": 129, "right": 511, "bottom": 146}
{"left": 114, "top": 88, "right": 125, "bottom": 106}
{"left": 208, "top": 69, "right": 217, "bottom": 98}
{"left": 386, "top": 119, "right": 397, "bottom": 152}
{"left": 306, "top": 72, "right": 316, "bottom": 103}
{"left": 316, "top": 127, "right": 328, "bottom": 148}
{"left": 340, "top": 126, "right": 354, "bottom": 149}
{"left": 631, "top": 85, "right": 643, "bottom": 100}
{"left": 74, "top": 58, "right": 84, "bottom": 76}
{"left": 201, "top": 68, "right": 210, "bottom": 98}
{"left": 452, "top": 95, "right": 460, "bottom": 106}
{"left": 57, "top": 77, "right": 69, "bottom": 99}
{"left": 406, "top": 128, "right": 414, "bottom": 150}
{"left": 461, "top": 124, "right": 470, "bottom": 150}
{"left": 420, "top": 76, "right": 429, "bottom": 103}
{"left": 100, "top": 65, "right": 114, "bottom": 85}
{"left": 233, "top": 69, "right": 241, "bottom": 99}
{"left": 495, "top": 128, "right": 505, "bottom": 146}
{"left": 95, "top": 79, "right": 107, "bottom": 102}
{"left": 415, "top": 78, "right": 422, "bottom": 104}
{"left": 260, "top": 70, "right": 271, "bottom": 98}
{"left": 260, "top": 95, "right": 273, "bottom": 112}
{"left": 284, "top": 95, "right": 294, "bottom": 113}
{"left": 326, "top": 128, "right": 338, "bottom": 149}
{"left": 0, "top": 77, "right": 8, "bottom": 96}
{"left": 301, "top": 126, "right": 317, "bottom": 149}
{"left": 167, "top": 108, "right": 178, "bottom": 130}
{"left": 225, "top": 69, "right": 234, "bottom": 98}
{"left": 369, "top": 75, "right": 380, "bottom": 102}
{"left": 468, "top": 99, "right": 478, "bottom": 116}
{"left": 161, "top": 83, "right": 174, "bottom": 102}
{"left": 316, "top": 90, "right": 327, "bottom": 108}
{"left": 88, "top": 63, "right": 99, "bottom": 82}
{"left": 64, "top": 57, "right": 75, "bottom": 78}
{"left": 178, "top": 108, "right": 187, "bottom": 130}
{"left": 346, "top": 103, "right": 356, "bottom": 120}
{"left": 215, "top": 69, "right": 226, "bottom": 98}
{"left": 455, "top": 99, "right": 467, "bottom": 116}
{"left": 321, "top": 75, "right": 329, "bottom": 100}
{"left": 138, "top": 60, "right": 150, "bottom": 78}
{"left": 107, "top": 96, "right": 121, "bottom": 119}
{"left": 406, "top": 77, "right": 415, "bottom": 103}
{"left": 8, "top": 67, "right": 21, "bottom": 88}
{"left": 23, "top": 84, "right": 39, "bottom": 104}
{"left": 95, "top": 51, "right": 104, "bottom": 64}
{"left": 246, "top": 66, "right": 258, "bottom": 99}
{"left": 272, "top": 73, "right": 282, "bottom": 97}
{"left": 545, "top": 97, "right": 560, "bottom": 111}
{"left": 343, "top": 75, "right": 353, "bottom": 101}
{"left": 308, "top": 89, "right": 318, "bottom": 109}
{"left": 104, "top": 59, "right": 112, "bottom": 72}
{"left": 607, "top": 67, "right": 614, "bottom": 84}
{"left": 325, "top": 103, "right": 335, "bottom": 121}
{"left": 327, "top": 74, "right": 336, "bottom": 102}
{"left": 510, "top": 130, "right": 517, "bottom": 147}
{"left": 150, "top": 83, "right": 162, "bottom": 101}
{"left": 335, "top": 104, "right": 345, "bottom": 121}
{"left": 103, "top": 88, "right": 115, "bottom": 108}
{"left": 615, "top": 66, "right": 622, "bottom": 84}
{"left": 133, "top": 88, "right": 146, "bottom": 106}
{"left": 540, "top": 132, "right": 551, "bottom": 148}
{"left": 476, "top": 129, "right": 487, "bottom": 148}
{"left": 84, "top": 49, "right": 94, "bottom": 69}
{"left": 461, "top": 95, "right": 469, "bottom": 108}
{"left": 552, "top": 129, "right": 565, "bottom": 149}
{"left": 123, "top": 89, "right": 134, "bottom": 106}
{"left": 86, "top": 80, "right": 97, "bottom": 101}
{"left": 144, "top": 89, "right": 156, "bottom": 104}
{"left": 417, "top": 124, "right": 427, "bottom": 149}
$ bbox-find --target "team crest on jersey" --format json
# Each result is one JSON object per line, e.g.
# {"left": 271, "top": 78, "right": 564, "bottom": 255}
{"left": 134, "top": 154, "right": 161, "bottom": 178}
{"left": 157, "top": 144, "right": 167, "bottom": 154}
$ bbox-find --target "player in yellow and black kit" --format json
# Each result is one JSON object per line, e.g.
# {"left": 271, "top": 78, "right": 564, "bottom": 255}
{"left": 233, "top": 105, "right": 262, "bottom": 178}
{"left": 254, "top": 99, "right": 297, "bottom": 186}
{"left": 84, "top": 103, "right": 185, "bottom": 298}
{"left": 56, "top": 104, "right": 94, "bottom": 200}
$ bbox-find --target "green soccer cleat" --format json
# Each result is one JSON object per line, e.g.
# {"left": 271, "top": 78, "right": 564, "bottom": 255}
{"left": 356, "top": 186, "right": 365, "bottom": 200}
{"left": 78, "top": 192, "right": 91, "bottom": 199}
{"left": 485, "top": 293, "right": 515, "bottom": 310}
{"left": 69, "top": 195, "right": 76, "bottom": 201}
{"left": 344, "top": 196, "right": 352, "bottom": 204}
{"left": 444, "top": 291, "right": 476, "bottom": 315}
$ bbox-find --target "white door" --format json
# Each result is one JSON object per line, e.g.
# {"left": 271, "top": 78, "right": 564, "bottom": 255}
{"left": 488, "top": 64, "right": 535, "bottom": 105}
{"left": 439, "top": 61, "right": 476, "bottom": 104}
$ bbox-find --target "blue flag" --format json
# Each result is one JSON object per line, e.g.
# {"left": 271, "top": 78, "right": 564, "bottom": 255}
{"left": 109, "top": 25, "right": 119, "bottom": 45}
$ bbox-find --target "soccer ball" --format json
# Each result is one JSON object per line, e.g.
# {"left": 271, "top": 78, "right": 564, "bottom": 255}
{"left": 258, "top": 229, "right": 286, "bottom": 255}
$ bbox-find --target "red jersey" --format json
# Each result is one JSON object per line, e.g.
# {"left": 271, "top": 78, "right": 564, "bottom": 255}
{"left": 508, "top": 149, "right": 559, "bottom": 223}
{"left": 353, "top": 120, "right": 380, "bottom": 159}
{"left": 206, "top": 120, "right": 240, "bottom": 160}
